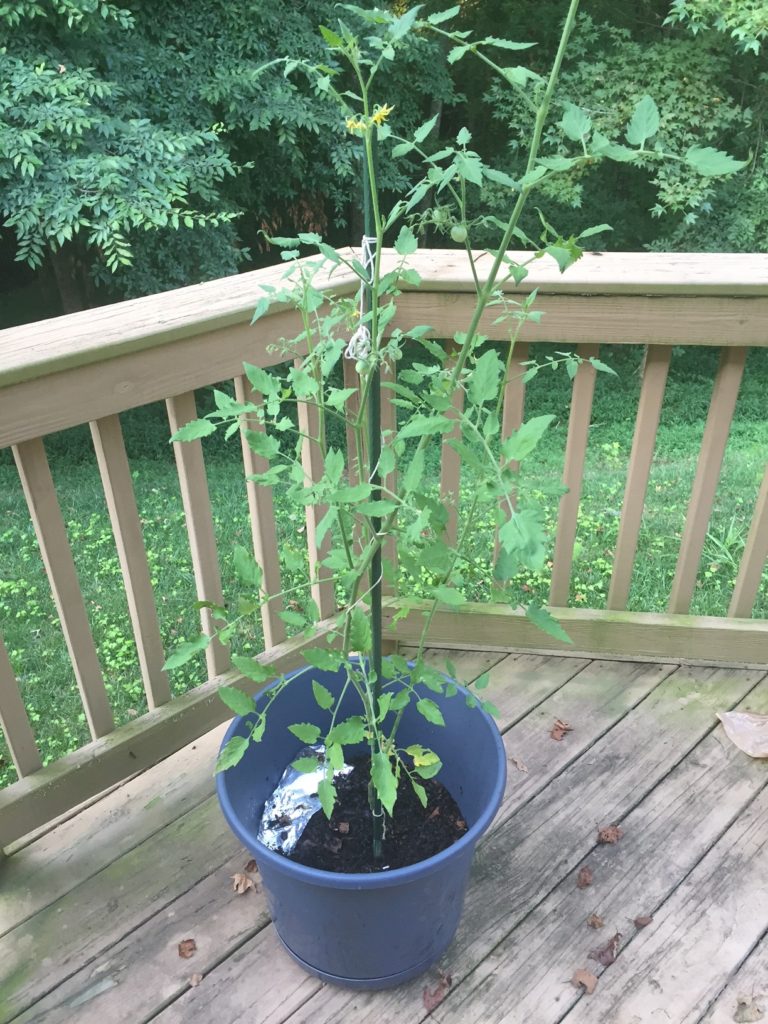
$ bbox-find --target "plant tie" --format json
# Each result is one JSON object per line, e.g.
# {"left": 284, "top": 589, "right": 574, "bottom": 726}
{"left": 344, "top": 234, "right": 377, "bottom": 363}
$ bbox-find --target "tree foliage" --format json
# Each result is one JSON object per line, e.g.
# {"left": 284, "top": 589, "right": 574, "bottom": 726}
{"left": 0, "top": 0, "right": 765, "bottom": 317}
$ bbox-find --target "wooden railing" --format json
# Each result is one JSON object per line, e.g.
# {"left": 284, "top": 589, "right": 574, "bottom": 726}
{"left": 0, "top": 250, "right": 766, "bottom": 847}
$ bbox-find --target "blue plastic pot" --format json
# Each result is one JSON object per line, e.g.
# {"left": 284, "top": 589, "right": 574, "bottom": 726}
{"left": 216, "top": 661, "right": 506, "bottom": 990}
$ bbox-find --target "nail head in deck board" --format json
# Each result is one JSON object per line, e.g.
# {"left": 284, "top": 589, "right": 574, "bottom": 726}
{"left": 279, "top": 665, "right": 762, "bottom": 1024}
{"left": 558, "top": 783, "right": 768, "bottom": 1024}
{"left": 427, "top": 677, "right": 768, "bottom": 1024}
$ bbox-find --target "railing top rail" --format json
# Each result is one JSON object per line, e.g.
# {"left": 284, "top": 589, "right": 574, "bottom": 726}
{"left": 1, "top": 250, "right": 766, "bottom": 390}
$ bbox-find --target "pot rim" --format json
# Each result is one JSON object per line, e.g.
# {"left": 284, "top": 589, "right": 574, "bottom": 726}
{"left": 216, "top": 661, "right": 506, "bottom": 889}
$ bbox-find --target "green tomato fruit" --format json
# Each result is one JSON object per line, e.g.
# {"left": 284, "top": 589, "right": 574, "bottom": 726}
{"left": 450, "top": 224, "right": 468, "bottom": 243}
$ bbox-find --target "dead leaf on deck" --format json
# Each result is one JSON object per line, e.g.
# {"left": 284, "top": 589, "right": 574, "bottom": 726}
{"left": 189, "top": 973, "right": 204, "bottom": 988}
{"left": 509, "top": 755, "right": 528, "bottom": 773}
{"left": 634, "top": 915, "right": 653, "bottom": 928}
{"left": 231, "top": 872, "right": 255, "bottom": 895}
{"left": 587, "top": 913, "right": 604, "bottom": 929}
{"left": 589, "top": 931, "right": 622, "bottom": 967}
{"left": 597, "top": 824, "right": 623, "bottom": 844}
{"left": 244, "top": 859, "right": 258, "bottom": 874}
{"left": 733, "top": 995, "right": 765, "bottom": 1022}
{"left": 576, "top": 866, "right": 593, "bottom": 889}
{"left": 571, "top": 968, "right": 598, "bottom": 995}
{"left": 550, "top": 718, "right": 573, "bottom": 741}
{"left": 422, "top": 970, "right": 452, "bottom": 1013}
{"left": 718, "top": 712, "right": 768, "bottom": 759}
{"left": 178, "top": 938, "right": 197, "bottom": 959}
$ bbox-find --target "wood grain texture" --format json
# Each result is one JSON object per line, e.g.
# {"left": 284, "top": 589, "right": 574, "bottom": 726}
{"left": 234, "top": 375, "right": 285, "bottom": 649}
{"left": 559, "top": 783, "right": 768, "bottom": 1024}
{"left": 430, "top": 677, "right": 768, "bottom": 1024}
{"left": 392, "top": 292, "right": 768, "bottom": 347}
{"left": 669, "top": 346, "right": 747, "bottom": 613}
{"left": 2, "top": 254, "right": 766, "bottom": 450}
{"left": 278, "top": 665, "right": 760, "bottom": 1024}
{"left": 296, "top": 378, "right": 336, "bottom": 619}
{"left": 90, "top": 414, "right": 171, "bottom": 708}
{"left": 166, "top": 392, "right": 229, "bottom": 677}
{"left": 12, "top": 439, "right": 114, "bottom": 740}
{"left": 2, "top": 252, "right": 765, "bottom": 390}
{"left": 0, "top": 723, "right": 226, "bottom": 937}
{"left": 384, "top": 599, "right": 768, "bottom": 665}
{"left": 607, "top": 345, "right": 671, "bottom": 610}
{"left": 440, "top": 341, "right": 464, "bottom": 547}
{"left": 699, "top": 931, "right": 768, "bottom": 1023}
{"left": 0, "top": 796, "right": 239, "bottom": 1022}
{"left": 495, "top": 340, "right": 528, "bottom": 559}
{"left": 0, "top": 619, "right": 336, "bottom": 848}
{"left": 152, "top": 923, "right": 322, "bottom": 1024}
{"left": 11, "top": 849, "right": 273, "bottom": 1024}
{"left": 8, "top": 651, "right": 768, "bottom": 1024}
{"left": 0, "top": 633, "right": 41, "bottom": 778}
{"left": 729, "top": 464, "right": 768, "bottom": 618}
{"left": 549, "top": 345, "right": 599, "bottom": 606}
{"left": 0, "top": 310, "right": 306, "bottom": 449}
{"left": 380, "top": 359, "right": 398, "bottom": 588}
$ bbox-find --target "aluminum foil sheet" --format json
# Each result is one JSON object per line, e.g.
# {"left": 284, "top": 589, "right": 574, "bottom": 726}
{"left": 257, "top": 744, "right": 352, "bottom": 855}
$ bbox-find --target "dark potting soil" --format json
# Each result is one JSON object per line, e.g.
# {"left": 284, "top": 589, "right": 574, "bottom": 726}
{"left": 287, "top": 756, "right": 468, "bottom": 873}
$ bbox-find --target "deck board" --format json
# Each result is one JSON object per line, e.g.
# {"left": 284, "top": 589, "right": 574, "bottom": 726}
{"left": 1, "top": 650, "right": 766, "bottom": 1024}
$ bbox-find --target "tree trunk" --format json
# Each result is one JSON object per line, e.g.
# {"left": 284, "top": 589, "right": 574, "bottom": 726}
{"left": 49, "top": 246, "right": 87, "bottom": 314}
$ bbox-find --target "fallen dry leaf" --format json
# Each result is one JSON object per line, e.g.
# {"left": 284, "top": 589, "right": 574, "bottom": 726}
{"left": 587, "top": 913, "right": 605, "bottom": 929}
{"left": 244, "top": 859, "right": 258, "bottom": 874}
{"left": 550, "top": 718, "right": 573, "bottom": 741}
{"left": 718, "top": 711, "right": 768, "bottom": 759}
{"left": 576, "top": 866, "right": 593, "bottom": 889}
{"left": 509, "top": 755, "right": 528, "bottom": 773}
{"left": 422, "top": 970, "right": 452, "bottom": 1013}
{"left": 589, "top": 931, "right": 622, "bottom": 967}
{"left": 634, "top": 915, "right": 653, "bottom": 928}
{"left": 733, "top": 995, "right": 765, "bottom": 1022}
{"left": 189, "top": 973, "right": 203, "bottom": 988}
{"left": 232, "top": 873, "right": 255, "bottom": 895}
{"left": 178, "top": 938, "right": 197, "bottom": 959}
{"left": 597, "top": 824, "right": 623, "bottom": 844}
{"left": 571, "top": 968, "right": 598, "bottom": 995}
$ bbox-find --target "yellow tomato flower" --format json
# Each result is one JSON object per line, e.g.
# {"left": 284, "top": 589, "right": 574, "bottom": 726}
{"left": 345, "top": 115, "right": 366, "bottom": 135}
{"left": 371, "top": 103, "right": 394, "bottom": 126}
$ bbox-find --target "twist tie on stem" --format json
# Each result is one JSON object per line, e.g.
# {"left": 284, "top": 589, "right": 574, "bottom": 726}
{"left": 344, "top": 234, "right": 378, "bottom": 364}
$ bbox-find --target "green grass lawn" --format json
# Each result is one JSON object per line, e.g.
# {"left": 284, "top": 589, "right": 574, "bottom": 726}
{"left": 1, "top": 343, "right": 766, "bottom": 786}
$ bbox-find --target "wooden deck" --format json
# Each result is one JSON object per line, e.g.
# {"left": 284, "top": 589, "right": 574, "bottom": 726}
{"left": 2, "top": 646, "right": 768, "bottom": 1024}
